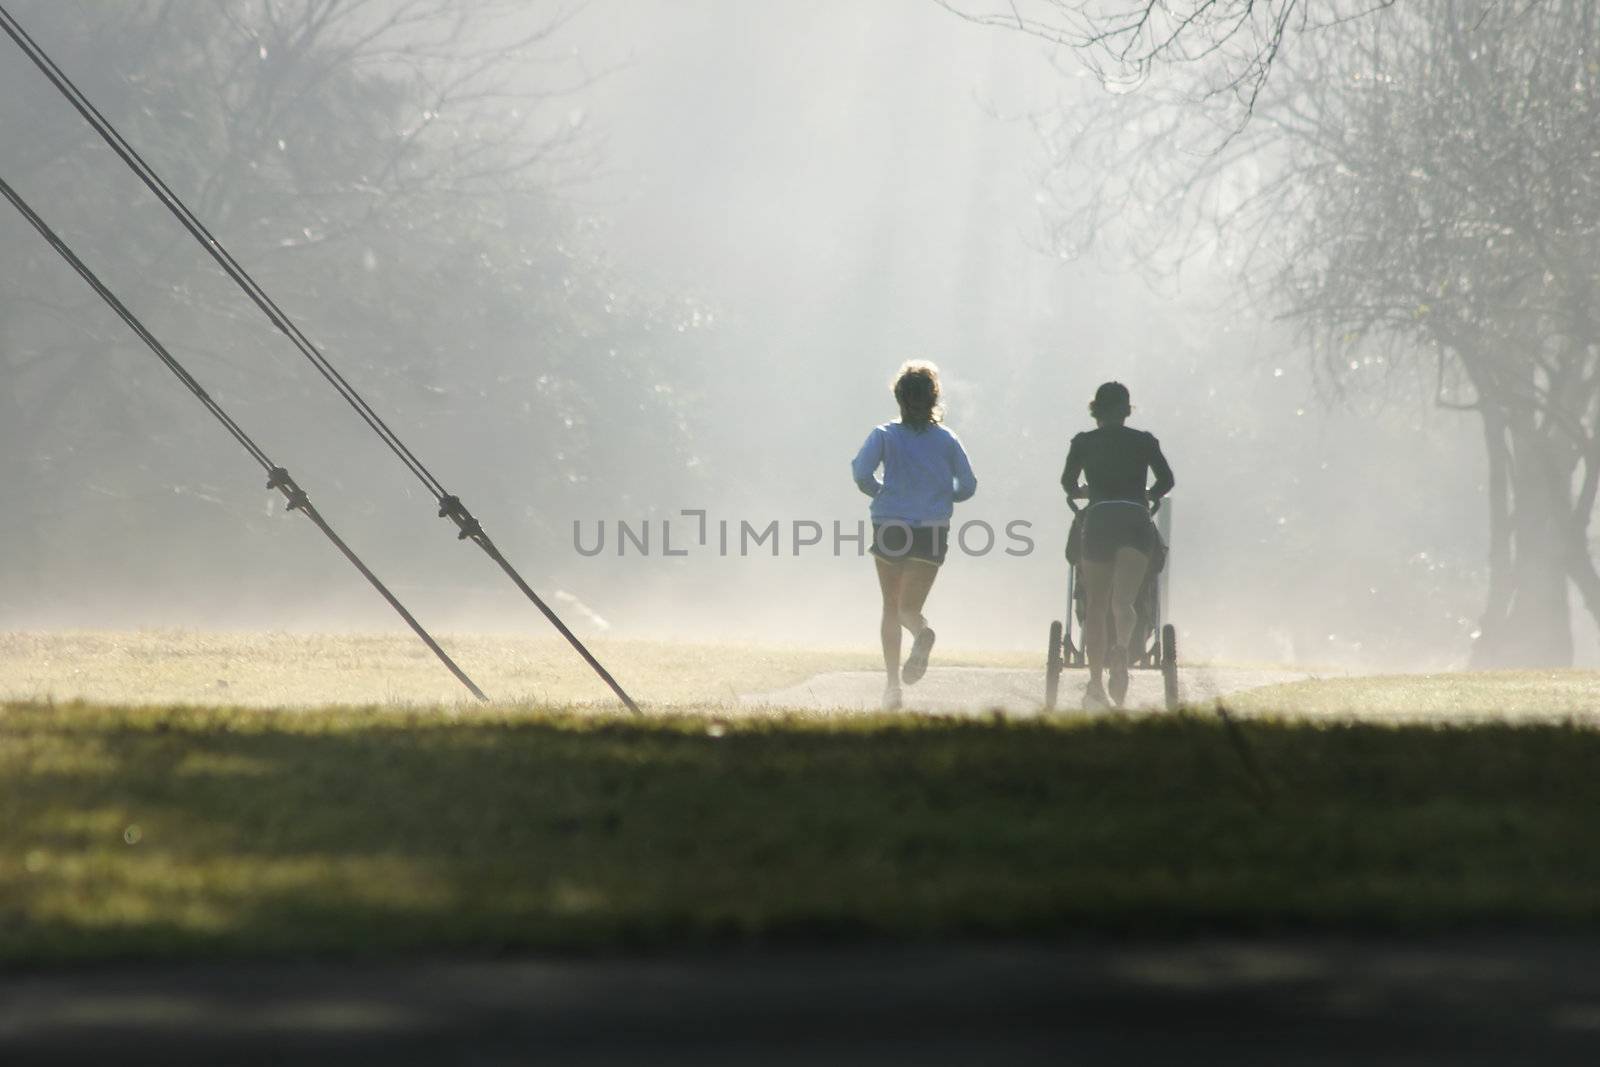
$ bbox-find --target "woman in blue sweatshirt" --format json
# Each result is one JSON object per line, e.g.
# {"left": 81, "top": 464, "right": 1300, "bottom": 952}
{"left": 851, "top": 361, "right": 978, "bottom": 709}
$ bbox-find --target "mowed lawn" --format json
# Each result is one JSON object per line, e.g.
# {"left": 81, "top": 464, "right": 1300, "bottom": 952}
{"left": 0, "top": 630, "right": 1037, "bottom": 709}
{"left": 3, "top": 696, "right": 1600, "bottom": 965}
{"left": 1233, "top": 670, "right": 1600, "bottom": 720}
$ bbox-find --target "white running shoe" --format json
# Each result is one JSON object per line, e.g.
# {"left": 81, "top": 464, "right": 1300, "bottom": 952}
{"left": 883, "top": 684, "right": 904, "bottom": 711}
{"left": 1082, "top": 679, "right": 1111, "bottom": 711}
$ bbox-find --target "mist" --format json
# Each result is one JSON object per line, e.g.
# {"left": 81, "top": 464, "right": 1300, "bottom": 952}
{"left": 1, "top": 0, "right": 1572, "bottom": 672}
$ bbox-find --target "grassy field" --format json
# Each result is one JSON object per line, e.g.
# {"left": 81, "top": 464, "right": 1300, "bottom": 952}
{"left": 4, "top": 697, "right": 1599, "bottom": 966}
{"left": 0, "top": 630, "right": 1036, "bottom": 709}
{"left": 1233, "top": 670, "right": 1600, "bottom": 720}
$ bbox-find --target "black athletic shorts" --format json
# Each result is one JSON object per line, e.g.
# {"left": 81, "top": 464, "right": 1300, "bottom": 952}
{"left": 1082, "top": 502, "right": 1156, "bottom": 563}
{"left": 871, "top": 522, "right": 949, "bottom": 565}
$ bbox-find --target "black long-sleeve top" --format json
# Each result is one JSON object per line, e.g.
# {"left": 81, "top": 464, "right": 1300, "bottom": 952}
{"left": 1060, "top": 424, "right": 1175, "bottom": 504}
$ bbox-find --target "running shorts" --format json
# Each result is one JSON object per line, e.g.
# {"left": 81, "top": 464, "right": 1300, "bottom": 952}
{"left": 1081, "top": 502, "right": 1157, "bottom": 563}
{"left": 871, "top": 522, "right": 949, "bottom": 565}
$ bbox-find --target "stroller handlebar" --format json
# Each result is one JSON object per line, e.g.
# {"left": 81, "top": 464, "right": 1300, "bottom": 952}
{"left": 1065, "top": 490, "right": 1163, "bottom": 516}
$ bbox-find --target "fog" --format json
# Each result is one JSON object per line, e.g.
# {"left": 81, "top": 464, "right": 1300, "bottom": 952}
{"left": 2, "top": 0, "right": 1587, "bottom": 671}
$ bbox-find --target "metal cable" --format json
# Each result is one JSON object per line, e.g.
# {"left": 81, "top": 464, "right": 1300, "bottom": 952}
{"left": 0, "top": 171, "right": 488, "bottom": 703}
{"left": 0, "top": 3, "right": 442, "bottom": 497}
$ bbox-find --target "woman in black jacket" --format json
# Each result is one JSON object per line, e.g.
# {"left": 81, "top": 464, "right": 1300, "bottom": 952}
{"left": 1060, "top": 381, "right": 1175, "bottom": 710}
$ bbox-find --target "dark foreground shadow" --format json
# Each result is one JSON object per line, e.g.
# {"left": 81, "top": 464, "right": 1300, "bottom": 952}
{"left": 4, "top": 935, "right": 1600, "bottom": 1065}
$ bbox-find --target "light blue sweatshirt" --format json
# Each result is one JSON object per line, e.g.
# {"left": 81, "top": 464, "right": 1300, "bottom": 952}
{"left": 852, "top": 421, "right": 977, "bottom": 526}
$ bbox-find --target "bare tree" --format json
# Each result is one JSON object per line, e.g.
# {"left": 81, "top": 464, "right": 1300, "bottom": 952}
{"left": 1274, "top": 0, "right": 1600, "bottom": 666}
{"left": 938, "top": 0, "right": 1397, "bottom": 120}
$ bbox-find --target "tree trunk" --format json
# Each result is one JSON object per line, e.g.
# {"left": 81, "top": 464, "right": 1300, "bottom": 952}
{"left": 1471, "top": 417, "right": 1576, "bottom": 668}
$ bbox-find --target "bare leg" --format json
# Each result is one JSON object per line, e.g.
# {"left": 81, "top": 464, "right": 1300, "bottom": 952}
{"left": 1109, "top": 546, "right": 1151, "bottom": 652}
{"left": 897, "top": 559, "right": 939, "bottom": 638}
{"left": 1080, "top": 557, "right": 1113, "bottom": 687}
{"left": 874, "top": 555, "right": 904, "bottom": 684}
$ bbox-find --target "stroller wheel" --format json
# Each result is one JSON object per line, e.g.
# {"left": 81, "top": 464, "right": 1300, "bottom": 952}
{"left": 1045, "top": 620, "right": 1063, "bottom": 711}
{"left": 1161, "top": 624, "right": 1180, "bottom": 710}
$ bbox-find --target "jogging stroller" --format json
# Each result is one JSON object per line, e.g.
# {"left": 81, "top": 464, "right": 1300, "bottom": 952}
{"left": 1043, "top": 498, "right": 1179, "bottom": 711}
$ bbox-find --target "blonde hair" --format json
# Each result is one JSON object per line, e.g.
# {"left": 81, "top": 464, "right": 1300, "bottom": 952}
{"left": 892, "top": 360, "right": 943, "bottom": 429}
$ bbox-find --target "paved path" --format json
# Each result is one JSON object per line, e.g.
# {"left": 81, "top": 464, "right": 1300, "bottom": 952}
{"left": 4, "top": 937, "right": 1599, "bottom": 1064}
{"left": 742, "top": 664, "right": 1308, "bottom": 714}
